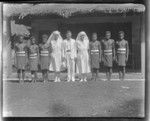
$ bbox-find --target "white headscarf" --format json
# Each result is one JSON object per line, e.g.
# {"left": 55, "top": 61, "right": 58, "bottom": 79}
{"left": 46, "top": 30, "right": 63, "bottom": 45}
{"left": 76, "top": 31, "right": 89, "bottom": 48}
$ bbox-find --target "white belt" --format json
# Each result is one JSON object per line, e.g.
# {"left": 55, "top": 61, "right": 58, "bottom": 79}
{"left": 41, "top": 51, "right": 49, "bottom": 54}
{"left": 30, "top": 53, "right": 38, "bottom": 58}
{"left": 104, "top": 53, "right": 112, "bottom": 55}
{"left": 91, "top": 50, "right": 99, "bottom": 52}
{"left": 40, "top": 54, "right": 49, "bottom": 56}
{"left": 117, "top": 48, "right": 126, "bottom": 51}
{"left": 104, "top": 50, "right": 112, "bottom": 55}
{"left": 16, "top": 51, "right": 26, "bottom": 56}
{"left": 117, "top": 48, "right": 126, "bottom": 54}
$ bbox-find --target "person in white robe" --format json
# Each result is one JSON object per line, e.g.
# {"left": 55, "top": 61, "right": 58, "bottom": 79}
{"left": 63, "top": 30, "right": 77, "bottom": 82}
{"left": 76, "top": 31, "right": 91, "bottom": 82}
{"left": 45, "top": 31, "right": 63, "bottom": 82}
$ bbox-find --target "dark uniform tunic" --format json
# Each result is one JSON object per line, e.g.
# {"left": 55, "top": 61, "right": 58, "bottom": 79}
{"left": 89, "top": 40, "right": 101, "bottom": 69}
{"left": 15, "top": 43, "right": 28, "bottom": 70}
{"left": 39, "top": 43, "right": 51, "bottom": 70}
{"left": 29, "top": 44, "right": 39, "bottom": 71}
{"left": 101, "top": 39, "right": 115, "bottom": 67}
{"left": 116, "top": 39, "right": 129, "bottom": 66}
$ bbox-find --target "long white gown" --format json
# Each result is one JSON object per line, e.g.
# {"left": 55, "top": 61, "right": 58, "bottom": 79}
{"left": 76, "top": 38, "right": 90, "bottom": 74}
{"left": 49, "top": 39, "right": 63, "bottom": 72}
{"left": 45, "top": 31, "right": 63, "bottom": 72}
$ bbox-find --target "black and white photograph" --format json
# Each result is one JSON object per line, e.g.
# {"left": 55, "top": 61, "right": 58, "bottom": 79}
{"left": 2, "top": 2, "right": 146, "bottom": 118}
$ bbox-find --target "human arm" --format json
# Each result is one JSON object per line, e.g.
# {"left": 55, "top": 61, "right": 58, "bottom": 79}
{"left": 126, "top": 41, "right": 129, "bottom": 62}
{"left": 112, "top": 40, "right": 116, "bottom": 61}
{"left": 99, "top": 41, "right": 102, "bottom": 62}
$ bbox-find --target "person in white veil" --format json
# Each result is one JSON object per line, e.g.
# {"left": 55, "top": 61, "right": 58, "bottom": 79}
{"left": 76, "top": 31, "right": 90, "bottom": 82}
{"left": 45, "top": 31, "right": 63, "bottom": 82}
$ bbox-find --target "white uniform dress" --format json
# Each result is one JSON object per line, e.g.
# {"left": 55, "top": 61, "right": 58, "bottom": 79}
{"left": 45, "top": 31, "right": 63, "bottom": 72}
{"left": 76, "top": 32, "right": 90, "bottom": 74}
{"left": 49, "top": 40, "right": 63, "bottom": 72}
{"left": 63, "top": 38, "right": 77, "bottom": 81}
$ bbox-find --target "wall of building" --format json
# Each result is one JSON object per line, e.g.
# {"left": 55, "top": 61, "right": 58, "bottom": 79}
{"left": 31, "top": 15, "right": 145, "bottom": 73}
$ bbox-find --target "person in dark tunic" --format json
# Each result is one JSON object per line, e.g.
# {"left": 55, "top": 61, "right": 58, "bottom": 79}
{"left": 14, "top": 35, "right": 28, "bottom": 82}
{"left": 101, "top": 31, "right": 115, "bottom": 81}
{"left": 28, "top": 36, "right": 39, "bottom": 82}
{"left": 116, "top": 31, "right": 129, "bottom": 80}
{"left": 39, "top": 34, "right": 52, "bottom": 82}
{"left": 89, "top": 33, "right": 101, "bottom": 81}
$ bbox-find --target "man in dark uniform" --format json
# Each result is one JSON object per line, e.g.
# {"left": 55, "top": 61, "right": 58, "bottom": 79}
{"left": 101, "top": 31, "right": 115, "bottom": 81}
{"left": 14, "top": 35, "right": 28, "bottom": 82}
{"left": 116, "top": 31, "right": 129, "bottom": 80}
{"left": 28, "top": 36, "right": 39, "bottom": 82}
{"left": 89, "top": 33, "right": 102, "bottom": 81}
{"left": 39, "top": 34, "right": 52, "bottom": 82}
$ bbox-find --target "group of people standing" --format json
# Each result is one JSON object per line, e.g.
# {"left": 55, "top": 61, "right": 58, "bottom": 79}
{"left": 14, "top": 30, "right": 129, "bottom": 83}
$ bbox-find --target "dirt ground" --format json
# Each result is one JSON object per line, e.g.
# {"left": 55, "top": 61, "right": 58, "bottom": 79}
{"left": 3, "top": 73, "right": 145, "bottom": 117}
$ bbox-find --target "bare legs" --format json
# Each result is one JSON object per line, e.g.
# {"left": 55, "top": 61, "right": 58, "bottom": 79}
{"left": 91, "top": 69, "right": 99, "bottom": 81}
{"left": 31, "top": 71, "right": 38, "bottom": 82}
{"left": 54, "top": 71, "right": 61, "bottom": 82}
{"left": 106, "top": 67, "right": 112, "bottom": 81}
{"left": 119, "top": 66, "right": 125, "bottom": 80}
{"left": 17, "top": 69, "right": 25, "bottom": 82}
{"left": 42, "top": 70, "right": 49, "bottom": 82}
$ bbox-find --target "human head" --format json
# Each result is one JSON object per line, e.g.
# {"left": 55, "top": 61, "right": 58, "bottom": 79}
{"left": 19, "top": 35, "right": 24, "bottom": 43}
{"left": 119, "top": 31, "right": 125, "bottom": 40}
{"left": 79, "top": 31, "right": 86, "bottom": 41}
{"left": 31, "top": 36, "right": 36, "bottom": 44}
{"left": 53, "top": 32, "right": 59, "bottom": 40}
{"left": 66, "top": 30, "right": 72, "bottom": 40}
{"left": 105, "top": 31, "right": 111, "bottom": 40}
{"left": 92, "top": 33, "right": 97, "bottom": 41}
{"left": 42, "top": 34, "right": 48, "bottom": 44}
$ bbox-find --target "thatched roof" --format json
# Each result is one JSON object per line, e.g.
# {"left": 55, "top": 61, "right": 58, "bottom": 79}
{"left": 4, "top": 3, "right": 145, "bottom": 18}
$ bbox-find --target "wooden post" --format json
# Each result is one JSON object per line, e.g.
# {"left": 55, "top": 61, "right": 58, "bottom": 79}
{"left": 141, "top": 13, "right": 145, "bottom": 75}
{"left": 3, "top": 16, "right": 12, "bottom": 78}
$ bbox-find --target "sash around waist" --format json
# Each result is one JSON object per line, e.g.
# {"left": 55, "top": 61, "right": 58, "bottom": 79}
{"left": 117, "top": 48, "right": 126, "bottom": 54}
{"left": 16, "top": 51, "right": 26, "bottom": 56}
{"left": 117, "top": 48, "right": 126, "bottom": 51}
{"left": 29, "top": 53, "right": 38, "bottom": 58}
{"left": 40, "top": 53, "right": 49, "bottom": 56}
{"left": 91, "top": 50, "right": 99, "bottom": 52}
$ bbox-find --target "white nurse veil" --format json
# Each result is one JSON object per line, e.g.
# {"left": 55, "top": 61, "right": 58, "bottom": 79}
{"left": 46, "top": 30, "right": 63, "bottom": 45}
{"left": 76, "top": 31, "right": 89, "bottom": 48}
